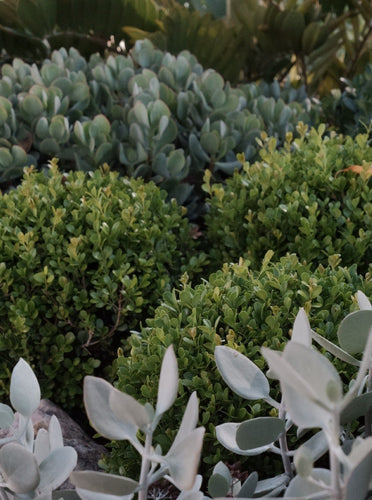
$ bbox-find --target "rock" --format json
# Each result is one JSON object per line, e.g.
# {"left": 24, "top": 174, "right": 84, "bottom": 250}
{"left": 0, "top": 399, "right": 108, "bottom": 490}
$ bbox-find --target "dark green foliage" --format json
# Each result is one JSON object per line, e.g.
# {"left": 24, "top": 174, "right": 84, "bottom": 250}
{"left": 323, "top": 63, "right": 372, "bottom": 136}
{"left": 0, "top": 161, "right": 203, "bottom": 408}
{"left": 105, "top": 254, "right": 372, "bottom": 476}
{"left": 203, "top": 125, "right": 372, "bottom": 274}
{"left": 0, "top": 42, "right": 317, "bottom": 217}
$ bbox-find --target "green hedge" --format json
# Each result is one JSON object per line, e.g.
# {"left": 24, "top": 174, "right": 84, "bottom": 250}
{"left": 104, "top": 254, "right": 372, "bottom": 477}
{"left": 0, "top": 161, "right": 204, "bottom": 408}
{"left": 203, "top": 125, "right": 372, "bottom": 274}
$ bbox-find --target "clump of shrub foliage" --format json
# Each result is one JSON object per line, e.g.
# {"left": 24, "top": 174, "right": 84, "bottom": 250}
{"left": 104, "top": 253, "right": 372, "bottom": 477}
{"left": 0, "top": 160, "right": 205, "bottom": 408}
{"left": 203, "top": 124, "right": 372, "bottom": 274}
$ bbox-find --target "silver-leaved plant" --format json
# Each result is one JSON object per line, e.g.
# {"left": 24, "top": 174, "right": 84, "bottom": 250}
{"left": 211, "top": 290, "right": 372, "bottom": 499}
{"left": 0, "top": 358, "right": 78, "bottom": 500}
{"left": 70, "top": 345, "right": 206, "bottom": 500}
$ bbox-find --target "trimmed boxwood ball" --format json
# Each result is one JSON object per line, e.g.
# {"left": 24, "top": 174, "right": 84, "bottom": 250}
{"left": 203, "top": 124, "right": 372, "bottom": 274}
{"left": 106, "top": 253, "right": 372, "bottom": 477}
{"left": 0, "top": 160, "right": 205, "bottom": 408}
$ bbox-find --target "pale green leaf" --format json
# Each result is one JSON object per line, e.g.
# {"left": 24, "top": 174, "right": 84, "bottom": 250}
{"left": 311, "top": 330, "right": 360, "bottom": 367}
{"left": 357, "top": 291, "right": 372, "bottom": 310}
{"left": 291, "top": 308, "right": 312, "bottom": 346}
{"left": 109, "top": 387, "right": 150, "bottom": 431}
{"left": 165, "top": 427, "right": 205, "bottom": 491}
{"left": 238, "top": 471, "right": 258, "bottom": 498}
{"left": 38, "top": 447, "right": 77, "bottom": 492}
{"left": 0, "top": 442, "right": 40, "bottom": 494}
{"left": 294, "top": 446, "right": 313, "bottom": 478}
{"left": 48, "top": 415, "right": 63, "bottom": 450}
{"left": 70, "top": 470, "right": 138, "bottom": 496}
{"left": 341, "top": 392, "right": 372, "bottom": 424}
{"left": 337, "top": 310, "right": 372, "bottom": 354}
{"left": 169, "top": 391, "right": 199, "bottom": 451}
{"left": 34, "top": 428, "right": 50, "bottom": 465}
{"left": 236, "top": 417, "right": 285, "bottom": 450}
{"left": 344, "top": 436, "right": 372, "bottom": 500}
{"left": 0, "top": 403, "right": 14, "bottom": 428}
{"left": 300, "top": 431, "right": 328, "bottom": 462}
{"left": 155, "top": 345, "right": 178, "bottom": 419}
{"left": 215, "top": 346, "right": 270, "bottom": 400}
{"left": 10, "top": 358, "right": 41, "bottom": 417}
{"left": 284, "top": 468, "right": 331, "bottom": 497}
{"left": 262, "top": 343, "right": 342, "bottom": 429}
{"left": 83, "top": 376, "right": 141, "bottom": 443}
{"left": 208, "top": 461, "right": 231, "bottom": 497}
{"left": 215, "top": 422, "right": 272, "bottom": 455}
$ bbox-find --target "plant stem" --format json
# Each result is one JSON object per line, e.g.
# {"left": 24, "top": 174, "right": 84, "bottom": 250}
{"left": 329, "top": 412, "right": 343, "bottom": 500}
{"left": 279, "top": 404, "right": 293, "bottom": 478}
{"left": 138, "top": 430, "right": 153, "bottom": 500}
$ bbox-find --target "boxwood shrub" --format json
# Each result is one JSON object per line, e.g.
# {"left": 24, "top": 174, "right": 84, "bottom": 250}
{"left": 105, "top": 253, "right": 372, "bottom": 477}
{"left": 203, "top": 125, "right": 372, "bottom": 274}
{"left": 0, "top": 160, "right": 205, "bottom": 408}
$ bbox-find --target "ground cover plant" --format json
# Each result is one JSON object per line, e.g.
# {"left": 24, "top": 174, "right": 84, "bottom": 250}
{"left": 104, "top": 253, "right": 372, "bottom": 477}
{"left": 203, "top": 124, "right": 372, "bottom": 274}
{"left": 0, "top": 160, "right": 204, "bottom": 409}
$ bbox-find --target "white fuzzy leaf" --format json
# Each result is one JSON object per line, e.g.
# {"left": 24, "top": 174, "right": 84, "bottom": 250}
{"left": 155, "top": 345, "right": 178, "bottom": 419}
{"left": 10, "top": 358, "right": 40, "bottom": 417}
{"left": 291, "top": 308, "right": 312, "bottom": 347}
{"left": 215, "top": 346, "right": 270, "bottom": 400}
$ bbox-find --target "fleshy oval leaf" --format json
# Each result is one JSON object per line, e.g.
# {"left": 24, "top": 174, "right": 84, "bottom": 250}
{"left": 0, "top": 403, "right": 14, "bottom": 428}
{"left": 83, "top": 376, "right": 140, "bottom": 443}
{"left": 109, "top": 387, "right": 150, "bottom": 431}
{"left": 10, "top": 358, "right": 41, "bottom": 417}
{"left": 291, "top": 308, "right": 312, "bottom": 346}
{"left": 337, "top": 310, "right": 372, "bottom": 354}
{"left": 155, "top": 345, "right": 178, "bottom": 418}
{"left": 38, "top": 447, "right": 78, "bottom": 492}
{"left": 357, "top": 291, "right": 372, "bottom": 310}
{"left": 70, "top": 470, "right": 138, "bottom": 496}
{"left": 236, "top": 417, "right": 285, "bottom": 450}
{"left": 215, "top": 423, "right": 272, "bottom": 456}
{"left": 215, "top": 346, "right": 270, "bottom": 400}
{"left": 0, "top": 442, "right": 40, "bottom": 493}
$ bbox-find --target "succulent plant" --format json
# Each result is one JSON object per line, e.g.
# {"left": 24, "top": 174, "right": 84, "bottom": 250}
{"left": 211, "top": 290, "right": 372, "bottom": 498}
{"left": 0, "top": 358, "right": 78, "bottom": 499}
{"left": 70, "top": 345, "right": 205, "bottom": 500}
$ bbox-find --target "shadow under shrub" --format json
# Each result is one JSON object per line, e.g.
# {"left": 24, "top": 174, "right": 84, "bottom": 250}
{"left": 0, "top": 160, "right": 204, "bottom": 408}
{"left": 203, "top": 124, "right": 372, "bottom": 274}
{"left": 105, "top": 253, "right": 372, "bottom": 478}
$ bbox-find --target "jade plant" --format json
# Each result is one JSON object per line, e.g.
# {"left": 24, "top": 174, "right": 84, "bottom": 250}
{"left": 70, "top": 345, "right": 205, "bottom": 500}
{"left": 210, "top": 290, "right": 372, "bottom": 498}
{"left": 0, "top": 358, "right": 78, "bottom": 499}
